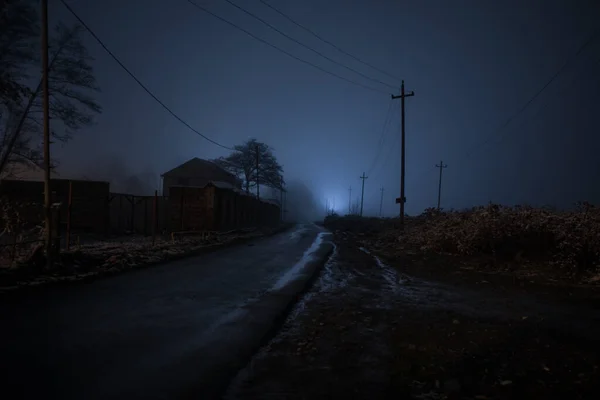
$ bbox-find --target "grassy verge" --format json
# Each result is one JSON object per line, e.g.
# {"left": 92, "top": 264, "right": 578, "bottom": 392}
{"left": 324, "top": 204, "right": 600, "bottom": 286}
{"left": 0, "top": 223, "right": 293, "bottom": 295}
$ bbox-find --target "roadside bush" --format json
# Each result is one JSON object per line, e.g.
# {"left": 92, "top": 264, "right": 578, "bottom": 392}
{"left": 399, "top": 203, "right": 600, "bottom": 273}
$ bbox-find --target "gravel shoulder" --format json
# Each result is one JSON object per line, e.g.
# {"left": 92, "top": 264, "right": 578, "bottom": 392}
{"left": 226, "top": 231, "right": 600, "bottom": 400}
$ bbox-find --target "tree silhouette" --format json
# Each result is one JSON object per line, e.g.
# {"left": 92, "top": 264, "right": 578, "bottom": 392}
{"left": 213, "top": 138, "right": 284, "bottom": 194}
{"left": 0, "top": 1, "right": 101, "bottom": 176}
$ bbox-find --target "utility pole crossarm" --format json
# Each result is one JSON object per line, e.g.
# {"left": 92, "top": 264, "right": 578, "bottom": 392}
{"left": 391, "top": 91, "right": 414, "bottom": 99}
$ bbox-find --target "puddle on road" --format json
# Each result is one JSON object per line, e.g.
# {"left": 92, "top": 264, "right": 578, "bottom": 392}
{"left": 359, "top": 247, "right": 581, "bottom": 321}
{"left": 285, "top": 225, "right": 309, "bottom": 242}
{"left": 358, "top": 246, "right": 487, "bottom": 316}
{"left": 270, "top": 232, "right": 330, "bottom": 291}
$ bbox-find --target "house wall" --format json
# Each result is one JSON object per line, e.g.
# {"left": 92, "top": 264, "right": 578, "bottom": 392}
{"left": 168, "top": 185, "right": 280, "bottom": 232}
{"left": 169, "top": 186, "right": 216, "bottom": 231}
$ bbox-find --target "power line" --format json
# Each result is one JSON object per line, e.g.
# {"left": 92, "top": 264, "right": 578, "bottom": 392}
{"left": 492, "top": 47, "right": 600, "bottom": 150}
{"left": 367, "top": 99, "right": 395, "bottom": 176}
{"left": 223, "top": 0, "right": 398, "bottom": 91}
{"left": 372, "top": 122, "right": 399, "bottom": 178}
{"left": 257, "top": 0, "right": 403, "bottom": 85}
{"left": 463, "top": 26, "right": 600, "bottom": 160}
{"left": 407, "top": 27, "right": 600, "bottom": 204}
{"left": 185, "top": 0, "right": 391, "bottom": 95}
{"left": 58, "top": 0, "right": 237, "bottom": 151}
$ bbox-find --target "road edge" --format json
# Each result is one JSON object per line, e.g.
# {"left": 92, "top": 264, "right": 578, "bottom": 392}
{"left": 211, "top": 232, "right": 335, "bottom": 399}
{"left": 0, "top": 223, "right": 295, "bottom": 299}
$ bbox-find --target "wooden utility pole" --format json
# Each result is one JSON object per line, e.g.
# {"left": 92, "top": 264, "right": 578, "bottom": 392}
{"left": 280, "top": 176, "right": 284, "bottom": 221}
{"left": 436, "top": 160, "right": 448, "bottom": 210}
{"left": 41, "top": 0, "right": 52, "bottom": 268}
{"left": 283, "top": 189, "right": 287, "bottom": 220}
{"left": 391, "top": 80, "right": 414, "bottom": 229}
{"left": 379, "top": 187, "right": 384, "bottom": 217}
{"left": 348, "top": 186, "right": 352, "bottom": 214}
{"left": 359, "top": 172, "right": 368, "bottom": 217}
{"left": 255, "top": 144, "right": 260, "bottom": 200}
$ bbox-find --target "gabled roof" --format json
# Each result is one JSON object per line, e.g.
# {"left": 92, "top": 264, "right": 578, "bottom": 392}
{"left": 161, "top": 157, "right": 236, "bottom": 179}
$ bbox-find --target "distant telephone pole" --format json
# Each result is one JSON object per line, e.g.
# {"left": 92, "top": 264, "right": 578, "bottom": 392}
{"left": 348, "top": 186, "right": 352, "bottom": 214}
{"left": 255, "top": 144, "right": 260, "bottom": 200}
{"left": 436, "top": 160, "right": 448, "bottom": 210}
{"left": 391, "top": 80, "right": 414, "bottom": 229}
{"left": 379, "top": 187, "right": 384, "bottom": 217}
{"left": 359, "top": 172, "right": 368, "bottom": 217}
{"left": 280, "top": 176, "right": 284, "bottom": 221}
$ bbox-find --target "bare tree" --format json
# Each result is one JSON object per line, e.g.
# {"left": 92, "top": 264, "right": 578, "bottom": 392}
{"left": 0, "top": 0, "right": 38, "bottom": 109}
{"left": 0, "top": 3, "right": 101, "bottom": 176}
{"left": 213, "top": 138, "right": 284, "bottom": 194}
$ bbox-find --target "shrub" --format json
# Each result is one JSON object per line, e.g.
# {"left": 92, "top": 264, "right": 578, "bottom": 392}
{"left": 397, "top": 203, "right": 600, "bottom": 274}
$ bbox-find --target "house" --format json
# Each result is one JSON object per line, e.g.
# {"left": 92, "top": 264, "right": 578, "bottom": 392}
{"left": 169, "top": 181, "right": 280, "bottom": 232}
{"left": 161, "top": 157, "right": 241, "bottom": 197}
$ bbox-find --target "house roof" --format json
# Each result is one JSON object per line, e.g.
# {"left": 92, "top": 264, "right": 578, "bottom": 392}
{"left": 161, "top": 157, "right": 236, "bottom": 180}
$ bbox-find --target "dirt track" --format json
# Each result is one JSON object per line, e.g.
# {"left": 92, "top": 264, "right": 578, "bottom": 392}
{"left": 227, "top": 231, "right": 600, "bottom": 399}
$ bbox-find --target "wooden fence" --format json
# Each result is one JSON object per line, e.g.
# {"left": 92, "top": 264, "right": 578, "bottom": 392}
{"left": 108, "top": 193, "right": 169, "bottom": 235}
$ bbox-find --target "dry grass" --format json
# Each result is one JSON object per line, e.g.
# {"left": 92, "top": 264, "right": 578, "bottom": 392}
{"left": 325, "top": 203, "right": 600, "bottom": 282}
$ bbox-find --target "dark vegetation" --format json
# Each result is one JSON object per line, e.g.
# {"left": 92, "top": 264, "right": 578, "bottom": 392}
{"left": 0, "top": 223, "right": 293, "bottom": 294}
{"left": 0, "top": 0, "right": 101, "bottom": 175}
{"left": 325, "top": 203, "right": 600, "bottom": 284}
{"left": 212, "top": 138, "right": 284, "bottom": 194}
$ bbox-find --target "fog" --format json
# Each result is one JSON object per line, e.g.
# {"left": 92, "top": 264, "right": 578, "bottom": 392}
{"left": 283, "top": 180, "right": 322, "bottom": 222}
{"left": 60, "top": 154, "right": 158, "bottom": 196}
{"left": 46, "top": 0, "right": 600, "bottom": 216}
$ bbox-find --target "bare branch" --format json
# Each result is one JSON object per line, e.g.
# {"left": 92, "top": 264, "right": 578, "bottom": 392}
{"left": 0, "top": 14, "right": 101, "bottom": 175}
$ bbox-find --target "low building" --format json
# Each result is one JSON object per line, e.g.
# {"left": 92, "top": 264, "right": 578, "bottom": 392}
{"left": 169, "top": 181, "right": 280, "bottom": 232}
{"left": 161, "top": 157, "right": 241, "bottom": 197}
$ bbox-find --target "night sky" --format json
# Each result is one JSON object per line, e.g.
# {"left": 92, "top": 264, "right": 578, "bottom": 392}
{"left": 50, "top": 0, "right": 600, "bottom": 218}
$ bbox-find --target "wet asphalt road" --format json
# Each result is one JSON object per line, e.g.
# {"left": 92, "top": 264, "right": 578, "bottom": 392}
{"left": 0, "top": 224, "right": 325, "bottom": 400}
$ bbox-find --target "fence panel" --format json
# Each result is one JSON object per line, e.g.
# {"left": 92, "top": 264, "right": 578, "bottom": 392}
{"left": 108, "top": 193, "right": 169, "bottom": 235}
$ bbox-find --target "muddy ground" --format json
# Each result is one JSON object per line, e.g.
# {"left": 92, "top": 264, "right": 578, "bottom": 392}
{"left": 226, "top": 230, "right": 600, "bottom": 400}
